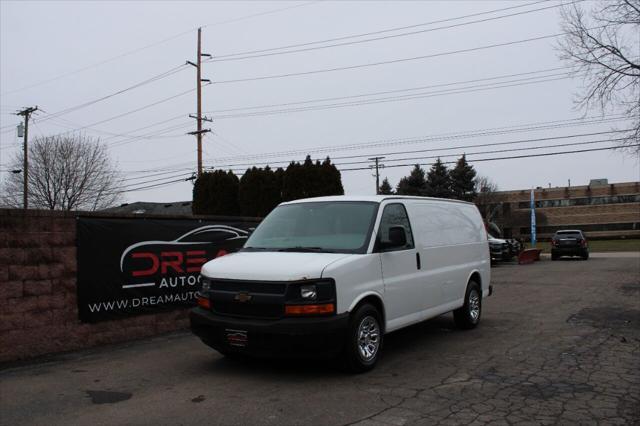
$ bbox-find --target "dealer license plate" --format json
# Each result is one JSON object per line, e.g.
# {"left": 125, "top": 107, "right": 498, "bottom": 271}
{"left": 225, "top": 329, "right": 248, "bottom": 347}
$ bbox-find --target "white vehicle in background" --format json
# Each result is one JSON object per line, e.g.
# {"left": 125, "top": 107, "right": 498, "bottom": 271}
{"left": 488, "top": 234, "right": 511, "bottom": 262}
{"left": 191, "top": 195, "right": 491, "bottom": 372}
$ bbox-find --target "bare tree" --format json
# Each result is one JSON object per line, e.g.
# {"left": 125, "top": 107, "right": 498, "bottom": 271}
{"left": 2, "top": 134, "right": 122, "bottom": 210}
{"left": 558, "top": 0, "right": 640, "bottom": 151}
{"left": 474, "top": 175, "right": 500, "bottom": 223}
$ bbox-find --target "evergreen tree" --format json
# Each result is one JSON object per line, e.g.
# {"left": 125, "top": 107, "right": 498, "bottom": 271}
{"left": 192, "top": 170, "right": 240, "bottom": 215}
{"left": 282, "top": 156, "right": 344, "bottom": 201}
{"left": 282, "top": 161, "right": 305, "bottom": 201}
{"left": 450, "top": 155, "right": 477, "bottom": 201}
{"left": 379, "top": 177, "right": 394, "bottom": 195}
{"left": 425, "top": 158, "right": 452, "bottom": 198}
{"left": 239, "top": 166, "right": 284, "bottom": 217}
{"left": 258, "top": 166, "right": 283, "bottom": 216}
{"left": 396, "top": 165, "right": 427, "bottom": 195}
{"left": 321, "top": 157, "right": 344, "bottom": 196}
{"left": 238, "top": 167, "right": 262, "bottom": 217}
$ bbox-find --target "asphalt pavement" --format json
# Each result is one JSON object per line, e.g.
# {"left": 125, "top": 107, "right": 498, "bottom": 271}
{"left": 1, "top": 255, "right": 639, "bottom": 426}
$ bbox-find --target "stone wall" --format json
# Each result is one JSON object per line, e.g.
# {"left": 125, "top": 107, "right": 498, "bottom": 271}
{"left": 0, "top": 209, "right": 203, "bottom": 363}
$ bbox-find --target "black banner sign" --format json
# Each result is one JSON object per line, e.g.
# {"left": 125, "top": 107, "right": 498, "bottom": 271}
{"left": 77, "top": 217, "right": 259, "bottom": 322}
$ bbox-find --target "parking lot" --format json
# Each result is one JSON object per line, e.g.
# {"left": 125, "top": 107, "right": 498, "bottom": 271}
{"left": 1, "top": 254, "right": 639, "bottom": 426}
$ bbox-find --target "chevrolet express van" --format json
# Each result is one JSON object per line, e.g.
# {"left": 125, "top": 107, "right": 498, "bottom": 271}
{"left": 191, "top": 196, "right": 491, "bottom": 372}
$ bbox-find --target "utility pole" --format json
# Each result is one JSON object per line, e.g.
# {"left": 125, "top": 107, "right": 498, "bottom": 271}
{"left": 15, "top": 106, "right": 38, "bottom": 209}
{"left": 186, "top": 27, "right": 211, "bottom": 177}
{"left": 368, "top": 156, "right": 385, "bottom": 195}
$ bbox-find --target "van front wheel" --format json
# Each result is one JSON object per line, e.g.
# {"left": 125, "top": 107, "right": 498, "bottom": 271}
{"left": 342, "top": 303, "right": 383, "bottom": 373}
{"left": 453, "top": 281, "right": 482, "bottom": 330}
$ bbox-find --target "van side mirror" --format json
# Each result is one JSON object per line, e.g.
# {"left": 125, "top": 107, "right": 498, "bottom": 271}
{"left": 379, "top": 226, "right": 407, "bottom": 250}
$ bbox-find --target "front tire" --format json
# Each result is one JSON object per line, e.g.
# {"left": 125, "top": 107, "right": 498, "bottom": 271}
{"left": 342, "top": 303, "right": 383, "bottom": 373}
{"left": 454, "top": 281, "right": 482, "bottom": 330}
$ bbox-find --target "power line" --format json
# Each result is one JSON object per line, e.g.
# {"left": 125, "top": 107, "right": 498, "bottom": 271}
{"left": 1, "top": 34, "right": 197, "bottom": 97}
{"left": 120, "top": 177, "right": 191, "bottom": 194}
{"left": 120, "top": 169, "right": 195, "bottom": 183}
{"left": 36, "top": 65, "right": 188, "bottom": 123}
{"left": 207, "top": 1, "right": 566, "bottom": 62}
{"left": 211, "top": 0, "right": 549, "bottom": 59}
{"left": 209, "top": 74, "right": 577, "bottom": 120}
{"left": 109, "top": 122, "right": 194, "bottom": 148}
{"left": 48, "top": 115, "right": 190, "bottom": 142}
{"left": 336, "top": 137, "right": 627, "bottom": 167}
{"left": 208, "top": 31, "right": 567, "bottom": 84}
{"left": 338, "top": 144, "right": 638, "bottom": 172}
{"left": 99, "top": 115, "right": 186, "bottom": 142}
{"left": 39, "top": 67, "right": 571, "bottom": 146}
{"left": 118, "top": 171, "right": 194, "bottom": 188}
{"left": 204, "top": 66, "right": 571, "bottom": 114}
{"left": 1, "top": 1, "right": 320, "bottom": 97}
{"left": 202, "top": 0, "right": 320, "bottom": 29}
{"left": 205, "top": 114, "right": 629, "bottom": 163}
{"left": 40, "top": 87, "right": 201, "bottom": 139}
{"left": 205, "top": 129, "right": 630, "bottom": 169}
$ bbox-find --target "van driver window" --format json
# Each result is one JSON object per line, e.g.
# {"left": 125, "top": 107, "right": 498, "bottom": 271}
{"left": 379, "top": 204, "right": 414, "bottom": 249}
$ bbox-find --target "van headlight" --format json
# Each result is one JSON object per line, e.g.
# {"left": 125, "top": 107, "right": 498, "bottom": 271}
{"left": 284, "top": 279, "right": 335, "bottom": 305}
{"left": 285, "top": 279, "right": 336, "bottom": 317}
{"left": 300, "top": 284, "right": 317, "bottom": 300}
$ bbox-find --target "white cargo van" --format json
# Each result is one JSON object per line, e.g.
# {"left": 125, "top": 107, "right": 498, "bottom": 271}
{"left": 191, "top": 196, "right": 491, "bottom": 372}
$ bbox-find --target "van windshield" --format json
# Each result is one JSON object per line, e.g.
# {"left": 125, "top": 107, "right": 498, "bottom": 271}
{"left": 243, "top": 201, "right": 378, "bottom": 254}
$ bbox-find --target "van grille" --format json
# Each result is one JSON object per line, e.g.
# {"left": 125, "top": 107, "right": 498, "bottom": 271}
{"left": 209, "top": 280, "right": 286, "bottom": 295}
{"left": 207, "top": 279, "right": 287, "bottom": 319}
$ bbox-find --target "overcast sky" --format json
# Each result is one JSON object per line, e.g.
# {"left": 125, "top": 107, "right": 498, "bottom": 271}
{"left": 1, "top": 0, "right": 638, "bottom": 205}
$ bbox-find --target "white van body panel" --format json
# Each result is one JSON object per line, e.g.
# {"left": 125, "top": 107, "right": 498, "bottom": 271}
{"left": 404, "top": 199, "right": 490, "bottom": 303}
{"left": 321, "top": 254, "right": 384, "bottom": 315}
{"left": 366, "top": 198, "right": 490, "bottom": 332}
{"left": 201, "top": 251, "right": 351, "bottom": 282}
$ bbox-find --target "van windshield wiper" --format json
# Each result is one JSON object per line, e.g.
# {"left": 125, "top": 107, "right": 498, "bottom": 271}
{"left": 277, "top": 246, "right": 333, "bottom": 253}
{"left": 241, "top": 247, "right": 270, "bottom": 251}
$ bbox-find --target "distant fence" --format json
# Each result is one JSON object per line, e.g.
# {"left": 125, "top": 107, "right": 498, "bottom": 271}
{"left": 0, "top": 209, "right": 260, "bottom": 363}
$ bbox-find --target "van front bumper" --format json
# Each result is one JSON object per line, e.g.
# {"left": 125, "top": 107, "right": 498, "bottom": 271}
{"left": 190, "top": 307, "right": 349, "bottom": 359}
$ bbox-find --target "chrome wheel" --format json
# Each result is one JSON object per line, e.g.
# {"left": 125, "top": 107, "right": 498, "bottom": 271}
{"left": 357, "top": 315, "right": 380, "bottom": 362}
{"left": 468, "top": 289, "right": 480, "bottom": 323}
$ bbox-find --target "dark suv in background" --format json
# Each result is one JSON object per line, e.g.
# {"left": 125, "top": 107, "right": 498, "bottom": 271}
{"left": 551, "top": 230, "right": 589, "bottom": 260}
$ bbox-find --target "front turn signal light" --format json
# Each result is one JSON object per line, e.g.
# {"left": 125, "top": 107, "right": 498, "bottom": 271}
{"left": 285, "top": 303, "right": 334, "bottom": 316}
{"left": 197, "top": 296, "right": 211, "bottom": 309}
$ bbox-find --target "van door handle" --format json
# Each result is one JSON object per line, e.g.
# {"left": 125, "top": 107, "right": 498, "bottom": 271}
{"left": 416, "top": 252, "right": 421, "bottom": 270}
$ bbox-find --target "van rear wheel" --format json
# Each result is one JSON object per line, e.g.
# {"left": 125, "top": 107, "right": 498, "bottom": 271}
{"left": 453, "top": 281, "right": 482, "bottom": 330}
{"left": 342, "top": 303, "right": 383, "bottom": 373}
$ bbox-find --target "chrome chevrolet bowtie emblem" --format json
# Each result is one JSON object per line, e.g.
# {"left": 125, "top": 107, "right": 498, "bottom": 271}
{"left": 234, "top": 292, "right": 252, "bottom": 303}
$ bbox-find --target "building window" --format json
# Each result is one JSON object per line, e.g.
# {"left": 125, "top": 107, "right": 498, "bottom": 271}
{"left": 520, "top": 222, "right": 640, "bottom": 235}
{"left": 516, "top": 194, "right": 640, "bottom": 209}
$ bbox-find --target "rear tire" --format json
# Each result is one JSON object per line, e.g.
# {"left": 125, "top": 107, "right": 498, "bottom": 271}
{"left": 454, "top": 281, "right": 482, "bottom": 330}
{"left": 582, "top": 251, "right": 589, "bottom": 260}
{"left": 342, "top": 303, "right": 383, "bottom": 373}
{"left": 551, "top": 253, "right": 558, "bottom": 261}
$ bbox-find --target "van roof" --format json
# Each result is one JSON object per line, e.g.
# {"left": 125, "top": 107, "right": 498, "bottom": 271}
{"left": 281, "top": 195, "right": 475, "bottom": 206}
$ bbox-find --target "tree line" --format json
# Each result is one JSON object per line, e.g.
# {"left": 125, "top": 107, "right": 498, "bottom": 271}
{"left": 192, "top": 156, "right": 344, "bottom": 216}
{"left": 379, "top": 155, "right": 479, "bottom": 202}
{"left": 193, "top": 153, "right": 498, "bottom": 220}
